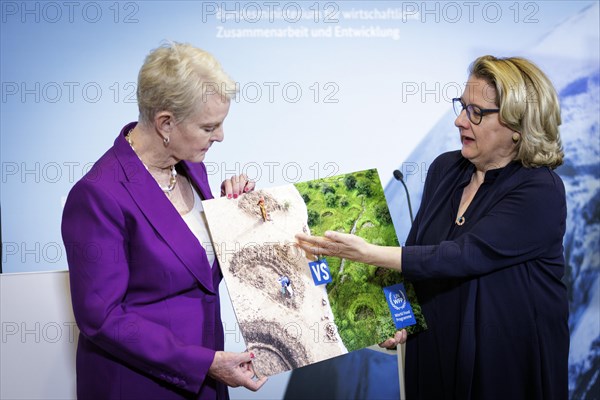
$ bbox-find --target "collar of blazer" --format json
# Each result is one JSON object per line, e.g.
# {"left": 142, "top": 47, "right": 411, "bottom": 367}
{"left": 113, "top": 122, "right": 217, "bottom": 295}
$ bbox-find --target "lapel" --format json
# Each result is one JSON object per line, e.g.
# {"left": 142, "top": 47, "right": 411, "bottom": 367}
{"left": 180, "top": 159, "right": 222, "bottom": 273}
{"left": 181, "top": 160, "right": 213, "bottom": 201}
{"left": 113, "top": 123, "right": 215, "bottom": 294}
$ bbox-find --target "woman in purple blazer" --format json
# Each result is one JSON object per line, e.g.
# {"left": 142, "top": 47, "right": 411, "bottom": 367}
{"left": 297, "top": 56, "right": 569, "bottom": 399}
{"left": 62, "top": 43, "right": 266, "bottom": 399}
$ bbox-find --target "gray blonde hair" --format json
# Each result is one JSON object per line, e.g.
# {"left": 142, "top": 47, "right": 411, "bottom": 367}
{"left": 470, "top": 55, "right": 564, "bottom": 168}
{"left": 137, "top": 42, "right": 237, "bottom": 124}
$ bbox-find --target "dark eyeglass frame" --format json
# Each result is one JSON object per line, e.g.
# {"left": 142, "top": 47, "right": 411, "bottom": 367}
{"left": 452, "top": 98, "right": 499, "bottom": 125}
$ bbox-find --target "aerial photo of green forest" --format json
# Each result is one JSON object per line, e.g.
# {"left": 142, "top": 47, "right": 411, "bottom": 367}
{"left": 294, "top": 169, "right": 427, "bottom": 351}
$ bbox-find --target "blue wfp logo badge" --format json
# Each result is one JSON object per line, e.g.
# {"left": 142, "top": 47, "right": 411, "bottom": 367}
{"left": 383, "top": 283, "right": 417, "bottom": 329}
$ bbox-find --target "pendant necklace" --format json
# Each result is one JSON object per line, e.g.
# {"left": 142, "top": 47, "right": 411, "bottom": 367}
{"left": 126, "top": 130, "right": 178, "bottom": 196}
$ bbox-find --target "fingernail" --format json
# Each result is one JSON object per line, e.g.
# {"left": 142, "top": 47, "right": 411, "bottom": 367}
{"left": 233, "top": 193, "right": 238, "bottom": 199}
{"left": 244, "top": 186, "right": 250, "bottom": 192}
{"left": 250, "top": 352, "right": 255, "bottom": 359}
{"left": 227, "top": 194, "right": 232, "bottom": 199}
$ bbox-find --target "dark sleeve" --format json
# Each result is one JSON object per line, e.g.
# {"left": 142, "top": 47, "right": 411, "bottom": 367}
{"left": 62, "top": 181, "right": 215, "bottom": 393}
{"left": 402, "top": 169, "right": 566, "bottom": 280}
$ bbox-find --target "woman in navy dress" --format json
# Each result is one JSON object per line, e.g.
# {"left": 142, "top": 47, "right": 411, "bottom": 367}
{"left": 297, "top": 55, "right": 568, "bottom": 400}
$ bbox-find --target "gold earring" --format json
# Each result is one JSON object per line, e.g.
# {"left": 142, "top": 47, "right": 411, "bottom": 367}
{"left": 512, "top": 132, "right": 520, "bottom": 143}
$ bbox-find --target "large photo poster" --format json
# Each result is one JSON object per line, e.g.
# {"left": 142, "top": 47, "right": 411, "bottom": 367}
{"left": 203, "top": 169, "right": 426, "bottom": 376}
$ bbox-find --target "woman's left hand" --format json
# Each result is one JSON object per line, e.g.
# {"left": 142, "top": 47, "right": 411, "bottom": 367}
{"left": 221, "top": 174, "right": 255, "bottom": 199}
{"left": 295, "top": 231, "right": 372, "bottom": 264}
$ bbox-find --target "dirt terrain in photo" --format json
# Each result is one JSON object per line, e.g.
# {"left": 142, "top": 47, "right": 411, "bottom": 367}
{"left": 203, "top": 186, "right": 347, "bottom": 377}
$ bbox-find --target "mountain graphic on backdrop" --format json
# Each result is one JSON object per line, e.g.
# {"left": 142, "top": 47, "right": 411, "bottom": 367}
{"left": 384, "top": 3, "right": 599, "bottom": 399}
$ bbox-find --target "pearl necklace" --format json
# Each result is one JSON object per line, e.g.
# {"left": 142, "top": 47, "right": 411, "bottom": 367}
{"left": 126, "top": 131, "right": 177, "bottom": 195}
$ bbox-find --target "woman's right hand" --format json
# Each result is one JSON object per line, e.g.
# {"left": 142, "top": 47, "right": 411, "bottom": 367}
{"left": 295, "top": 231, "right": 372, "bottom": 264}
{"left": 295, "top": 231, "right": 403, "bottom": 271}
{"left": 220, "top": 174, "right": 255, "bottom": 199}
{"left": 208, "top": 351, "right": 267, "bottom": 391}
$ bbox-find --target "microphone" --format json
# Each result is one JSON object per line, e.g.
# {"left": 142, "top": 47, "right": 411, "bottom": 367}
{"left": 393, "top": 169, "right": 414, "bottom": 224}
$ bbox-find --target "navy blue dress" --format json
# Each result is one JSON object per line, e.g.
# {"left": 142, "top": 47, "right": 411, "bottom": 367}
{"left": 402, "top": 151, "right": 569, "bottom": 400}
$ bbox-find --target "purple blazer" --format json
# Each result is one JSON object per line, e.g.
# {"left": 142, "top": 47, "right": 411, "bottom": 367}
{"left": 62, "top": 122, "right": 228, "bottom": 399}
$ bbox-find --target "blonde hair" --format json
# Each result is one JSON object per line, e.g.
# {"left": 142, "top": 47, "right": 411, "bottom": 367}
{"left": 469, "top": 55, "right": 564, "bottom": 168}
{"left": 137, "top": 42, "right": 237, "bottom": 124}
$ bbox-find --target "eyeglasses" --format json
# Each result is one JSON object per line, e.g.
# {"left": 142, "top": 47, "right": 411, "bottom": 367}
{"left": 452, "top": 98, "right": 499, "bottom": 125}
